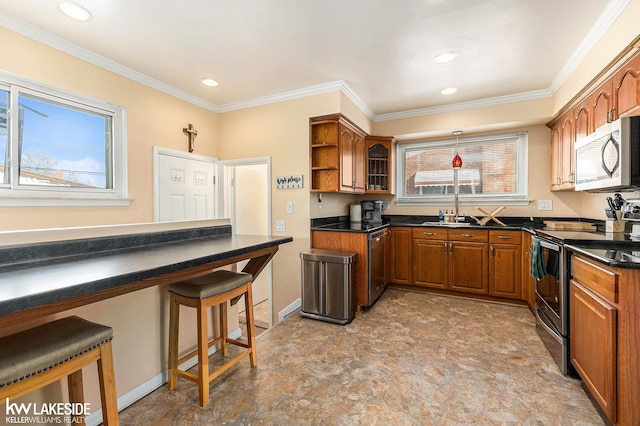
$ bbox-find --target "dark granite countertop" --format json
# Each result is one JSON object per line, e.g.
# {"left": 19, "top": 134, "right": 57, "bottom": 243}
{"left": 0, "top": 225, "right": 292, "bottom": 318}
{"left": 311, "top": 215, "right": 545, "bottom": 233}
{"left": 566, "top": 243, "right": 640, "bottom": 269}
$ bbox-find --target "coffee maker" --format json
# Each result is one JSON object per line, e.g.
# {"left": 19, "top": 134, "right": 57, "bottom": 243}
{"left": 361, "top": 200, "right": 383, "bottom": 225}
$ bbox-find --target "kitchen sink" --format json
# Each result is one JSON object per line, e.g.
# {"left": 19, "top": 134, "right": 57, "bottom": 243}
{"left": 421, "top": 221, "right": 472, "bottom": 227}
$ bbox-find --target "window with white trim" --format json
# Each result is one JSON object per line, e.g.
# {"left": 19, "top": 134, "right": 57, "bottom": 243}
{"left": 0, "top": 72, "right": 128, "bottom": 206}
{"left": 396, "top": 131, "right": 528, "bottom": 205}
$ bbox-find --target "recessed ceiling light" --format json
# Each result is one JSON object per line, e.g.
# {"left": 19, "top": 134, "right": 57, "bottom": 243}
{"left": 59, "top": 1, "right": 92, "bottom": 21}
{"left": 440, "top": 87, "right": 457, "bottom": 95}
{"left": 202, "top": 78, "right": 219, "bottom": 87}
{"left": 434, "top": 51, "right": 458, "bottom": 64}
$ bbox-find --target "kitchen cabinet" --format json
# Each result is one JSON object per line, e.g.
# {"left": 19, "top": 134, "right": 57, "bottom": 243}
{"left": 591, "top": 79, "right": 615, "bottom": 129}
{"left": 570, "top": 255, "right": 618, "bottom": 423}
{"left": 390, "top": 227, "right": 412, "bottom": 285}
{"left": 411, "top": 228, "right": 488, "bottom": 295}
{"left": 412, "top": 228, "right": 448, "bottom": 289}
{"left": 549, "top": 123, "right": 562, "bottom": 191}
{"left": 489, "top": 230, "right": 521, "bottom": 300}
{"left": 449, "top": 229, "right": 489, "bottom": 295}
{"left": 365, "top": 136, "right": 395, "bottom": 195}
{"left": 549, "top": 111, "right": 575, "bottom": 191}
{"left": 311, "top": 228, "right": 389, "bottom": 310}
{"left": 569, "top": 252, "right": 640, "bottom": 425}
{"left": 574, "top": 100, "right": 591, "bottom": 142}
{"left": 309, "top": 114, "right": 366, "bottom": 193}
{"left": 613, "top": 52, "right": 640, "bottom": 119}
{"left": 521, "top": 231, "right": 536, "bottom": 312}
{"left": 547, "top": 50, "right": 640, "bottom": 192}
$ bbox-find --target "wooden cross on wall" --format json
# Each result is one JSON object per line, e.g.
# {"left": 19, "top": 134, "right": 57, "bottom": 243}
{"left": 183, "top": 123, "right": 198, "bottom": 152}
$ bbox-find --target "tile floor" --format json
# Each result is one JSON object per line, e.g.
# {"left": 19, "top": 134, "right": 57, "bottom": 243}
{"left": 119, "top": 289, "right": 604, "bottom": 425}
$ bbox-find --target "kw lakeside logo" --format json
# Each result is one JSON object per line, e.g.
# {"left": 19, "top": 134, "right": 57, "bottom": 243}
{"left": 4, "top": 398, "right": 90, "bottom": 424}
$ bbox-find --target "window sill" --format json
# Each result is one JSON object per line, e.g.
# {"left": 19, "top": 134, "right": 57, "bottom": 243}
{"left": 395, "top": 198, "right": 531, "bottom": 207}
{"left": 0, "top": 197, "right": 132, "bottom": 207}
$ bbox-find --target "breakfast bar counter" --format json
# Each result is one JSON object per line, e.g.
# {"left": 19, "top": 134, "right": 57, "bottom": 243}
{"left": 0, "top": 220, "right": 292, "bottom": 328}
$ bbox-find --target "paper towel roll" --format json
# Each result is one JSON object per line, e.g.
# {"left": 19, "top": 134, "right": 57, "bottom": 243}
{"left": 350, "top": 204, "right": 362, "bottom": 222}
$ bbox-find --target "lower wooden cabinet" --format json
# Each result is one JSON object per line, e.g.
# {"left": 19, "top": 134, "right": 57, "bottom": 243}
{"left": 449, "top": 240, "right": 488, "bottom": 294}
{"left": 390, "top": 227, "right": 412, "bottom": 285}
{"left": 570, "top": 279, "right": 617, "bottom": 422}
{"left": 569, "top": 253, "right": 640, "bottom": 425}
{"left": 413, "top": 237, "right": 448, "bottom": 289}
{"left": 311, "top": 228, "right": 389, "bottom": 310}
{"left": 489, "top": 230, "right": 522, "bottom": 299}
{"left": 392, "top": 227, "right": 526, "bottom": 302}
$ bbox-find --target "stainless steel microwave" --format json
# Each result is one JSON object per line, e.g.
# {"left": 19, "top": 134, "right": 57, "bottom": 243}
{"left": 574, "top": 116, "right": 640, "bottom": 191}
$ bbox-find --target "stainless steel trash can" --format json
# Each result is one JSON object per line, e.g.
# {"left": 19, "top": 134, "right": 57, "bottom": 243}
{"left": 300, "top": 249, "right": 356, "bottom": 325}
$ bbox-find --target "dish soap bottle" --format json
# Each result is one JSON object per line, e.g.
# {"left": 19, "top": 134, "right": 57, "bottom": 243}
{"left": 439, "top": 210, "right": 444, "bottom": 223}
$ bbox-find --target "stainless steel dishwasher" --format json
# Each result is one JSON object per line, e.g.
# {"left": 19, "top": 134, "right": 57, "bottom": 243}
{"left": 367, "top": 229, "right": 386, "bottom": 305}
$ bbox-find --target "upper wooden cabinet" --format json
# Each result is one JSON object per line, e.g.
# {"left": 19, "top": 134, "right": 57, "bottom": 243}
{"left": 310, "top": 114, "right": 366, "bottom": 193}
{"left": 613, "top": 52, "right": 640, "bottom": 119}
{"left": 548, "top": 48, "right": 640, "bottom": 192}
{"left": 591, "top": 79, "right": 615, "bottom": 130}
{"left": 365, "top": 135, "right": 396, "bottom": 195}
{"left": 339, "top": 121, "right": 366, "bottom": 193}
{"left": 549, "top": 111, "right": 575, "bottom": 191}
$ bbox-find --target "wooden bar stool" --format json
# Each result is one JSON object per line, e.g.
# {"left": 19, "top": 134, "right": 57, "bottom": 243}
{"left": 0, "top": 316, "right": 119, "bottom": 426}
{"left": 167, "top": 270, "right": 257, "bottom": 406}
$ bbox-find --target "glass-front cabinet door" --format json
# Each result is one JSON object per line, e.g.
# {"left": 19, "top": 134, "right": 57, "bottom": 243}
{"left": 365, "top": 136, "right": 395, "bottom": 194}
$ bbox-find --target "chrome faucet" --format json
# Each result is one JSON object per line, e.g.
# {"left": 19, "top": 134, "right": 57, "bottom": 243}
{"left": 454, "top": 193, "right": 459, "bottom": 221}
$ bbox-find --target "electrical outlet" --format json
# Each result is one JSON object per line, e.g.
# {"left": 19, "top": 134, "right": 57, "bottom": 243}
{"left": 275, "top": 220, "right": 286, "bottom": 232}
{"left": 538, "top": 200, "right": 553, "bottom": 211}
{"left": 286, "top": 202, "right": 294, "bottom": 214}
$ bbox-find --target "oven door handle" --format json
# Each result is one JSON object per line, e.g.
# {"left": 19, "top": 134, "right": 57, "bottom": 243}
{"left": 536, "top": 237, "right": 561, "bottom": 252}
{"left": 535, "top": 308, "right": 562, "bottom": 343}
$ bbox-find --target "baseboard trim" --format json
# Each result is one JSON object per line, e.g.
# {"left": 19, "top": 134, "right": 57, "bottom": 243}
{"left": 278, "top": 298, "right": 301, "bottom": 322}
{"left": 85, "top": 327, "right": 242, "bottom": 426}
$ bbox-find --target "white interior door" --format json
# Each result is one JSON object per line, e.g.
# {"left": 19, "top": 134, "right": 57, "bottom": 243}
{"left": 154, "top": 147, "right": 218, "bottom": 222}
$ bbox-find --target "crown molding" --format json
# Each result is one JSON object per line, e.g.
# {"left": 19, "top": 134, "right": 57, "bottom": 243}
{"left": 374, "top": 89, "right": 552, "bottom": 122}
{"left": 547, "top": 0, "right": 630, "bottom": 94}
{"left": 216, "top": 80, "right": 344, "bottom": 113}
{"left": 0, "top": 11, "right": 221, "bottom": 113}
{"left": 337, "top": 81, "right": 375, "bottom": 120}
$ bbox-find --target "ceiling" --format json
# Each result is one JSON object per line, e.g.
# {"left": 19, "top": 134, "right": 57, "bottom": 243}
{"left": 0, "top": 0, "right": 625, "bottom": 119}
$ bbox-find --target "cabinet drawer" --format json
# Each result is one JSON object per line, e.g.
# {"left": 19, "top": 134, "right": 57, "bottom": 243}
{"left": 413, "top": 227, "right": 448, "bottom": 240}
{"left": 449, "top": 229, "right": 488, "bottom": 242}
{"left": 489, "top": 230, "right": 522, "bottom": 244}
{"left": 571, "top": 255, "right": 618, "bottom": 303}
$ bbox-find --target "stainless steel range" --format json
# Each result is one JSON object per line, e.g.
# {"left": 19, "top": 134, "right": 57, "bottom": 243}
{"left": 533, "top": 223, "right": 640, "bottom": 375}
{"left": 532, "top": 233, "right": 569, "bottom": 374}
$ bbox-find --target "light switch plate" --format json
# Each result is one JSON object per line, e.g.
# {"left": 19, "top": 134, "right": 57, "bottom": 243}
{"left": 286, "top": 202, "right": 294, "bottom": 214}
{"left": 275, "top": 220, "right": 286, "bottom": 232}
{"left": 538, "top": 200, "right": 553, "bottom": 211}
